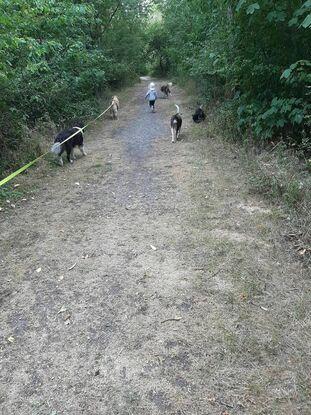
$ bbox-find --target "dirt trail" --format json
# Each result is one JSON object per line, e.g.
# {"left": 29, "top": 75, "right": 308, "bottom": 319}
{"left": 0, "top": 80, "right": 309, "bottom": 415}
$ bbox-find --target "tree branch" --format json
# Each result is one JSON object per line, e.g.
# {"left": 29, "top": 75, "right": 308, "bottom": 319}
{"left": 104, "top": 1, "right": 122, "bottom": 32}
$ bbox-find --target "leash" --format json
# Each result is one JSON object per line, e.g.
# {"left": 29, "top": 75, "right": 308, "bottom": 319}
{"left": 0, "top": 103, "right": 113, "bottom": 188}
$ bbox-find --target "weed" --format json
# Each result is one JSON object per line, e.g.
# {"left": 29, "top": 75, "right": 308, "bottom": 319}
{"left": 0, "top": 187, "right": 24, "bottom": 203}
{"left": 283, "top": 180, "right": 304, "bottom": 209}
{"left": 89, "top": 163, "right": 103, "bottom": 169}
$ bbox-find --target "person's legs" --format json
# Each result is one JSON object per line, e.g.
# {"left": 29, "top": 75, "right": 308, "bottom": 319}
{"left": 149, "top": 100, "right": 155, "bottom": 112}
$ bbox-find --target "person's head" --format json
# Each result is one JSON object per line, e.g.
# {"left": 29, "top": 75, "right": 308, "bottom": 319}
{"left": 149, "top": 82, "right": 155, "bottom": 90}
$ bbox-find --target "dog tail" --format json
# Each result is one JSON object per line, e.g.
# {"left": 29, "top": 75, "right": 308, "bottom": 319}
{"left": 175, "top": 104, "right": 180, "bottom": 114}
{"left": 51, "top": 142, "right": 62, "bottom": 155}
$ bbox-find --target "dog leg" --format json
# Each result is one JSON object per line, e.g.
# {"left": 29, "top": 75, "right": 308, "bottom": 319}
{"left": 171, "top": 128, "right": 176, "bottom": 143}
{"left": 58, "top": 156, "right": 63, "bottom": 166}
{"left": 79, "top": 145, "right": 87, "bottom": 156}
{"left": 69, "top": 149, "right": 74, "bottom": 163}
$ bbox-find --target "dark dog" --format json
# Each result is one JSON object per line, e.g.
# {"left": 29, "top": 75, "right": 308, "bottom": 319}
{"left": 192, "top": 105, "right": 206, "bottom": 123}
{"left": 51, "top": 122, "right": 86, "bottom": 166}
{"left": 170, "top": 104, "right": 182, "bottom": 143}
{"left": 161, "top": 83, "right": 171, "bottom": 98}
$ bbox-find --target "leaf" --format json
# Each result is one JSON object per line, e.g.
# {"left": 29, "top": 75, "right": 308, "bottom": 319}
{"left": 281, "top": 68, "right": 292, "bottom": 79}
{"left": 293, "top": 112, "right": 304, "bottom": 124}
{"left": 276, "top": 119, "right": 286, "bottom": 127}
{"left": 301, "top": 13, "right": 311, "bottom": 28}
{"left": 58, "top": 306, "right": 67, "bottom": 314}
{"left": 236, "top": 0, "right": 247, "bottom": 12}
{"left": 246, "top": 3, "right": 260, "bottom": 15}
{"left": 288, "top": 17, "right": 298, "bottom": 27}
{"left": 7, "top": 336, "right": 15, "bottom": 343}
{"left": 267, "top": 11, "right": 286, "bottom": 23}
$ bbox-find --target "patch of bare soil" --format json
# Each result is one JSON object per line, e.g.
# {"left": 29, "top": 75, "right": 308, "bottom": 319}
{"left": 0, "top": 81, "right": 310, "bottom": 415}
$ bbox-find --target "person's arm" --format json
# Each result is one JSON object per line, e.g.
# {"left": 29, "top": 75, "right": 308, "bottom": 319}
{"left": 145, "top": 91, "right": 150, "bottom": 100}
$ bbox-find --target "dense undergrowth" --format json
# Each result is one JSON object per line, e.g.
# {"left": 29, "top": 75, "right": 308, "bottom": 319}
{"left": 0, "top": 0, "right": 149, "bottom": 176}
{"left": 148, "top": 0, "right": 310, "bottom": 153}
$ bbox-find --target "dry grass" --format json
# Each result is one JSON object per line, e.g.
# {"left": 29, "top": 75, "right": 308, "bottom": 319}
{"left": 177, "top": 100, "right": 311, "bottom": 413}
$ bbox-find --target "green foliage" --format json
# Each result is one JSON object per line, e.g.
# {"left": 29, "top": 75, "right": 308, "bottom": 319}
{"left": 0, "top": 0, "right": 149, "bottom": 175}
{"left": 0, "top": 187, "right": 24, "bottom": 203}
{"left": 146, "top": 22, "right": 170, "bottom": 75}
{"left": 153, "top": 0, "right": 311, "bottom": 152}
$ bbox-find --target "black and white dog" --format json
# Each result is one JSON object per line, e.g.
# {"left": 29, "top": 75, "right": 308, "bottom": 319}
{"left": 51, "top": 122, "right": 86, "bottom": 166}
{"left": 192, "top": 105, "right": 206, "bottom": 123}
{"left": 170, "top": 104, "right": 182, "bottom": 143}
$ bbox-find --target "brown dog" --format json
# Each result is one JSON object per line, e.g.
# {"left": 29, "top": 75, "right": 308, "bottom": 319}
{"left": 161, "top": 83, "right": 172, "bottom": 98}
{"left": 111, "top": 96, "right": 120, "bottom": 119}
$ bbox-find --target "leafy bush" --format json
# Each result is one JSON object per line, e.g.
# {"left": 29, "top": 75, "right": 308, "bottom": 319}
{"left": 0, "top": 0, "right": 149, "bottom": 176}
{"left": 152, "top": 0, "right": 311, "bottom": 152}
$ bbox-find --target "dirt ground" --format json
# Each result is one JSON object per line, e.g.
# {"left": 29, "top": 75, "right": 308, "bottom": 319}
{"left": 0, "top": 80, "right": 310, "bottom": 415}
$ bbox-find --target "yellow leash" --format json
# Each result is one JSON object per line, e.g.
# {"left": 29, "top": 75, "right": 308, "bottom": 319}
{"left": 0, "top": 103, "right": 113, "bottom": 188}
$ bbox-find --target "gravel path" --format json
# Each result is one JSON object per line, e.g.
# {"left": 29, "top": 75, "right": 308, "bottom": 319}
{"left": 0, "top": 80, "right": 309, "bottom": 414}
